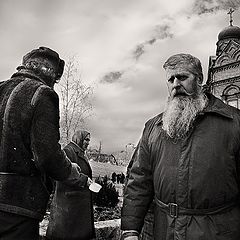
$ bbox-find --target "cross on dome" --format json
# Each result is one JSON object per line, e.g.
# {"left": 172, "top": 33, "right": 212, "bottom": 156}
{"left": 227, "top": 8, "right": 234, "bottom": 26}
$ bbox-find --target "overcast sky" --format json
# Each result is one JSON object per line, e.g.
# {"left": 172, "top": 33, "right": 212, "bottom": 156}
{"left": 1, "top": 0, "right": 240, "bottom": 153}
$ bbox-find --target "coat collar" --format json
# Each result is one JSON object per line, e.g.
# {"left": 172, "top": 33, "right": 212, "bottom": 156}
{"left": 69, "top": 141, "right": 85, "bottom": 158}
{"left": 202, "top": 93, "right": 233, "bottom": 119}
{"left": 11, "top": 69, "right": 47, "bottom": 85}
{"left": 155, "top": 93, "right": 233, "bottom": 125}
{"left": 68, "top": 141, "right": 91, "bottom": 166}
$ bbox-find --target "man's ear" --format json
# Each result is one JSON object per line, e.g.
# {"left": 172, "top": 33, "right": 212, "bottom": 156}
{"left": 197, "top": 74, "right": 203, "bottom": 86}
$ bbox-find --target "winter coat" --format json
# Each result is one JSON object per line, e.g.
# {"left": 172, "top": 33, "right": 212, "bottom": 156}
{"left": 121, "top": 93, "right": 240, "bottom": 240}
{"left": 0, "top": 70, "right": 71, "bottom": 220}
{"left": 47, "top": 141, "right": 95, "bottom": 240}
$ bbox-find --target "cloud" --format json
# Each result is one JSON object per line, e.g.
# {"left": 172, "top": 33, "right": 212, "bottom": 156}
{"left": 100, "top": 71, "right": 124, "bottom": 84}
{"left": 100, "top": 22, "right": 175, "bottom": 84}
{"left": 152, "top": 24, "right": 174, "bottom": 41}
{"left": 87, "top": 62, "right": 168, "bottom": 153}
{"left": 192, "top": 0, "right": 240, "bottom": 15}
{"left": 101, "top": 21, "right": 175, "bottom": 84}
{"left": 132, "top": 23, "right": 173, "bottom": 61}
{"left": 133, "top": 44, "right": 145, "bottom": 61}
{"left": 2, "top": 0, "right": 240, "bottom": 154}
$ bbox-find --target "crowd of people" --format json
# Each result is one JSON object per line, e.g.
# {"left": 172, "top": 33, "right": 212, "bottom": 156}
{"left": 1, "top": 46, "right": 240, "bottom": 240}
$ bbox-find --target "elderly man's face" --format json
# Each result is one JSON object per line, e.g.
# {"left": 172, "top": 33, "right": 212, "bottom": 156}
{"left": 165, "top": 67, "right": 200, "bottom": 99}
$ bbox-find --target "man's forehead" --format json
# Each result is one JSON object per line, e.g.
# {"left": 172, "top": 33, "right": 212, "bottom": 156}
{"left": 165, "top": 67, "right": 193, "bottom": 76}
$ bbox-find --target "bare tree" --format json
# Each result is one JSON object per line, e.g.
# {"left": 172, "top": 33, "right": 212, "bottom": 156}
{"left": 57, "top": 56, "right": 93, "bottom": 145}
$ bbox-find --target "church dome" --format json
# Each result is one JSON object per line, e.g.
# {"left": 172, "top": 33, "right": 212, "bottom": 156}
{"left": 218, "top": 25, "right": 240, "bottom": 40}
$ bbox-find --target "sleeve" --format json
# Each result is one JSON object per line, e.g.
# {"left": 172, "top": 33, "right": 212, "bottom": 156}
{"left": 62, "top": 146, "right": 88, "bottom": 188}
{"left": 126, "top": 141, "right": 140, "bottom": 179}
{"left": 30, "top": 88, "right": 71, "bottom": 181}
{"left": 121, "top": 124, "right": 154, "bottom": 232}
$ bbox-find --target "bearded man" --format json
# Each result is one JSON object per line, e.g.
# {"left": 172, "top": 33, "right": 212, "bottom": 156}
{"left": 121, "top": 53, "right": 240, "bottom": 240}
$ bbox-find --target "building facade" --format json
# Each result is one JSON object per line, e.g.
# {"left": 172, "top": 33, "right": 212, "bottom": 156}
{"left": 207, "top": 22, "right": 240, "bottom": 108}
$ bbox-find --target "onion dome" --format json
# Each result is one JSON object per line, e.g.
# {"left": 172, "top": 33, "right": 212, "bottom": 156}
{"left": 218, "top": 25, "right": 240, "bottom": 40}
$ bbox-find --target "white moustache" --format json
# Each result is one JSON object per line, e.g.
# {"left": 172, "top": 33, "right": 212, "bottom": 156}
{"left": 171, "top": 88, "right": 194, "bottom": 98}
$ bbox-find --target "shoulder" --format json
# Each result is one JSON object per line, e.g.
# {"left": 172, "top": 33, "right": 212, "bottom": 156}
{"left": 31, "top": 81, "right": 59, "bottom": 107}
{"left": 63, "top": 143, "right": 73, "bottom": 152}
{"left": 216, "top": 96, "right": 240, "bottom": 119}
{"left": 32, "top": 82, "right": 58, "bottom": 99}
{"left": 205, "top": 93, "right": 239, "bottom": 118}
{"left": 228, "top": 105, "right": 240, "bottom": 124}
{"left": 63, "top": 143, "right": 76, "bottom": 155}
{"left": 144, "top": 113, "right": 163, "bottom": 129}
{"left": 139, "top": 113, "right": 163, "bottom": 141}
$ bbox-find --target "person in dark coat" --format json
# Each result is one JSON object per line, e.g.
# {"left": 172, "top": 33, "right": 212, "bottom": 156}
{"left": 0, "top": 47, "right": 88, "bottom": 240}
{"left": 47, "top": 130, "right": 96, "bottom": 240}
{"left": 112, "top": 172, "right": 117, "bottom": 183}
{"left": 120, "top": 173, "right": 125, "bottom": 184}
{"left": 121, "top": 53, "right": 240, "bottom": 240}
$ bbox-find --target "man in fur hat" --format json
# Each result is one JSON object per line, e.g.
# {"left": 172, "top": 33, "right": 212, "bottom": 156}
{"left": 0, "top": 47, "right": 90, "bottom": 239}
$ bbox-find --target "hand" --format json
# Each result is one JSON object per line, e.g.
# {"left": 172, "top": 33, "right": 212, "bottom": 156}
{"left": 87, "top": 177, "right": 93, "bottom": 187}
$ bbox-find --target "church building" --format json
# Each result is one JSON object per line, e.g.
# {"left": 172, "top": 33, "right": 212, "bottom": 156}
{"left": 206, "top": 9, "right": 240, "bottom": 109}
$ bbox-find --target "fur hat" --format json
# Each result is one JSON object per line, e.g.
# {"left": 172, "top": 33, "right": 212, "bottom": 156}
{"left": 21, "top": 46, "right": 65, "bottom": 80}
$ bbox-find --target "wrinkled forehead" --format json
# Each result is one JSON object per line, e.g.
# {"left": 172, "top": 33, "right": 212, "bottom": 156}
{"left": 165, "top": 65, "right": 196, "bottom": 76}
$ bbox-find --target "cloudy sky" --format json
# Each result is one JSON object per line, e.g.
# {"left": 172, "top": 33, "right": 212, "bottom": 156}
{"left": 1, "top": 0, "right": 240, "bottom": 153}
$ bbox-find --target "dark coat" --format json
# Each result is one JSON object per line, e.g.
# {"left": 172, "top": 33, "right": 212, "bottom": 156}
{"left": 47, "top": 141, "right": 95, "bottom": 240}
{"left": 122, "top": 93, "right": 240, "bottom": 240}
{"left": 0, "top": 70, "right": 71, "bottom": 220}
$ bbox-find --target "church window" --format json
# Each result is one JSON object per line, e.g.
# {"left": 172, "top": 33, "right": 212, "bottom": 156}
{"left": 227, "top": 98, "right": 238, "bottom": 108}
{"left": 222, "top": 85, "right": 240, "bottom": 109}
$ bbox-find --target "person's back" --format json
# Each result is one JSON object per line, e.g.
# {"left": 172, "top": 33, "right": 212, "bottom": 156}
{"left": 0, "top": 76, "right": 57, "bottom": 219}
{"left": 0, "top": 47, "right": 87, "bottom": 240}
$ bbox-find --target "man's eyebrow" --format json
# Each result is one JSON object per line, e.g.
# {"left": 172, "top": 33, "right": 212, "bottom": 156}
{"left": 176, "top": 74, "right": 187, "bottom": 77}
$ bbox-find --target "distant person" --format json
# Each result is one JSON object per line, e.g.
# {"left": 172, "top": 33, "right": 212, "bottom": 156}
{"left": 112, "top": 172, "right": 117, "bottom": 183}
{"left": 120, "top": 172, "right": 125, "bottom": 184}
{"left": 0, "top": 46, "right": 86, "bottom": 240}
{"left": 47, "top": 130, "right": 95, "bottom": 240}
{"left": 116, "top": 174, "right": 119, "bottom": 183}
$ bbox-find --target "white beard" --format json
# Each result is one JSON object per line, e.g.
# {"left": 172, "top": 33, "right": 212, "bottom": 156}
{"left": 162, "top": 92, "right": 207, "bottom": 139}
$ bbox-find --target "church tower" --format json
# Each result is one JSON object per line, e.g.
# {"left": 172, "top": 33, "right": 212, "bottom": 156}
{"left": 206, "top": 9, "right": 240, "bottom": 108}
